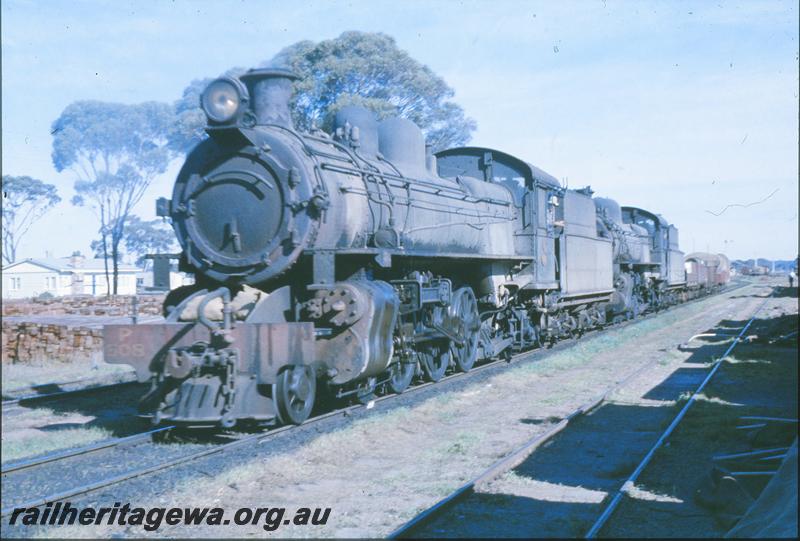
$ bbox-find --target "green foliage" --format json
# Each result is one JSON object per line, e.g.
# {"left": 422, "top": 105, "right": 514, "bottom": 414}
{"left": 52, "top": 101, "right": 173, "bottom": 176}
{"left": 122, "top": 215, "right": 177, "bottom": 265}
{"left": 51, "top": 100, "right": 175, "bottom": 294}
{"left": 91, "top": 215, "right": 176, "bottom": 266}
{"left": 170, "top": 32, "right": 475, "bottom": 153}
{"left": 170, "top": 80, "right": 211, "bottom": 155}
{"left": 270, "top": 32, "right": 476, "bottom": 151}
{"left": 1, "top": 175, "right": 61, "bottom": 265}
{"left": 169, "top": 67, "right": 246, "bottom": 154}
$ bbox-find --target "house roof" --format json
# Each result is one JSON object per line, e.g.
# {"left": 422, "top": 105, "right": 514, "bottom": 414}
{"left": 2, "top": 256, "right": 140, "bottom": 273}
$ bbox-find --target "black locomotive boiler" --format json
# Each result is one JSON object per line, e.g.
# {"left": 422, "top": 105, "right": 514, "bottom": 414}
{"left": 104, "top": 68, "right": 722, "bottom": 427}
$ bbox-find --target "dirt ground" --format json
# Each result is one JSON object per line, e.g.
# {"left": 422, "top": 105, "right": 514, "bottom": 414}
{"left": 20, "top": 279, "right": 786, "bottom": 538}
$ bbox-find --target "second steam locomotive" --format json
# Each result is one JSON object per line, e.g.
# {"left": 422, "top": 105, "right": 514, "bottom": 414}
{"left": 105, "top": 68, "right": 728, "bottom": 427}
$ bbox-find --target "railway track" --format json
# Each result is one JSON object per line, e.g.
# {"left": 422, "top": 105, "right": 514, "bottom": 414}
{"left": 1, "top": 426, "right": 174, "bottom": 475}
{"left": 583, "top": 292, "right": 771, "bottom": 538}
{"left": 0, "top": 283, "right": 747, "bottom": 520}
{"left": 387, "top": 283, "right": 765, "bottom": 539}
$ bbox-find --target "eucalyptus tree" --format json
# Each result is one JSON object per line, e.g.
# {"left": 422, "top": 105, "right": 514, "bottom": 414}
{"left": 170, "top": 31, "right": 475, "bottom": 154}
{"left": 52, "top": 101, "right": 174, "bottom": 294}
{"left": 1, "top": 175, "right": 61, "bottom": 265}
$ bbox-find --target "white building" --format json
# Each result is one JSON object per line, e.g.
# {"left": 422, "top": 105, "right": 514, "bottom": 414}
{"left": 2, "top": 252, "right": 140, "bottom": 299}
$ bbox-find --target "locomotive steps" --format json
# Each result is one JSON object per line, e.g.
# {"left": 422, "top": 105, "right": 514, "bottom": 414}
{"left": 1, "top": 279, "right": 772, "bottom": 538}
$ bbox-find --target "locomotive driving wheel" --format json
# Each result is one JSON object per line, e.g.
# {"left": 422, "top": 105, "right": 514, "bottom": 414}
{"left": 273, "top": 365, "right": 316, "bottom": 425}
{"left": 449, "top": 287, "right": 480, "bottom": 372}
{"left": 387, "top": 359, "right": 416, "bottom": 394}
{"left": 419, "top": 342, "right": 450, "bottom": 382}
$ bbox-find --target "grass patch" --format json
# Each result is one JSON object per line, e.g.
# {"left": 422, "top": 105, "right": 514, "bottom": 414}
{"left": 2, "top": 425, "right": 112, "bottom": 463}
{"left": 444, "top": 431, "right": 483, "bottom": 455}
{"left": 421, "top": 430, "right": 485, "bottom": 463}
{"left": 428, "top": 481, "right": 462, "bottom": 497}
{"left": 2, "top": 360, "right": 134, "bottom": 395}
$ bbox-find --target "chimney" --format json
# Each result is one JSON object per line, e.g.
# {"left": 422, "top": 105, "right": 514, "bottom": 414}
{"left": 239, "top": 68, "right": 298, "bottom": 129}
{"left": 70, "top": 250, "right": 85, "bottom": 268}
{"left": 425, "top": 143, "right": 438, "bottom": 174}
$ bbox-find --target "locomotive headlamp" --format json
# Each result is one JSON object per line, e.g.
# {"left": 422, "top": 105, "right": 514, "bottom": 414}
{"left": 201, "top": 77, "right": 249, "bottom": 124}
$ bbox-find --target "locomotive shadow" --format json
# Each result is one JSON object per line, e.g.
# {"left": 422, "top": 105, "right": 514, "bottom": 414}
{"left": 7, "top": 383, "right": 152, "bottom": 438}
{"left": 701, "top": 312, "right": 799, "bottom": 348}
{"left": 9, "top": 393, "right": 250, "bottom": 445}
{"left": 674, "top": 307, "right": 797, "bottom": 359}
{"left": 414, "top": 311, "right": 797, "bottom": 538}
{"left": 768, "top": 285, "right": 798, "bottom": 298}
{"left": 2, "top": 382, "right": 74, "bottom": 401}
{"left": 726, "top": 283, "right": 782, "bottom": 299}
{"left": 673, "top": 319, "right": 749, "bottom": 360}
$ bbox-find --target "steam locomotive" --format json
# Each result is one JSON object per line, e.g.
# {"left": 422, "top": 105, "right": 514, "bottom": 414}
{"left": 104, "top": 68, "right": 727, "bottom": 427}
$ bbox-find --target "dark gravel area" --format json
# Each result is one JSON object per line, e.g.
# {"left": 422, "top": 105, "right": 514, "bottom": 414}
{"left": 1, "top": 382, "right": 147, "bottom": 429}
{"left": 411, "top": 285, "right": 796, "bottom": 538}
{"left": 2, "top": 374, "right": 139, "bottom": 402}
{"left": 601, "top": 308, "right": 798, "bottom": 537}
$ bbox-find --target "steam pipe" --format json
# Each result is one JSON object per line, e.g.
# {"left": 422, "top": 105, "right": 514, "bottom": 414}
{"left": 197, "top": 287, "right": 232, "bottom": 332}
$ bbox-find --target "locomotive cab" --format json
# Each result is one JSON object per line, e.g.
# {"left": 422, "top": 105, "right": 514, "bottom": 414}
{"left": 436, "top": 147, "right": 563, "bottom": 291}
{"left": 621, "top": 206, "right": 685, "bottom": 288}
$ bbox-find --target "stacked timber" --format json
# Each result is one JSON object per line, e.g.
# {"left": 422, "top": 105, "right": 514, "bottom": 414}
{"left": 1, "top": 295, "right": 165, "bottom": 317}
{"left": 1, "top": 322, "right": 105, "bottom": 363}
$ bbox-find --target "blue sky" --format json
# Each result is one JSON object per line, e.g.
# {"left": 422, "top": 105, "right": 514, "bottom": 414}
{"left": 2, "top": 0, "right": 798, "bottom": 261}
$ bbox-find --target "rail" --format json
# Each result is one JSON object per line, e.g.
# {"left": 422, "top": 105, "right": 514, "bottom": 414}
{"left": 584, "top": 293, "right": 770, "bottom": 538}
{"left": 1, "top": 426, "right": 174, "bottom": 475}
